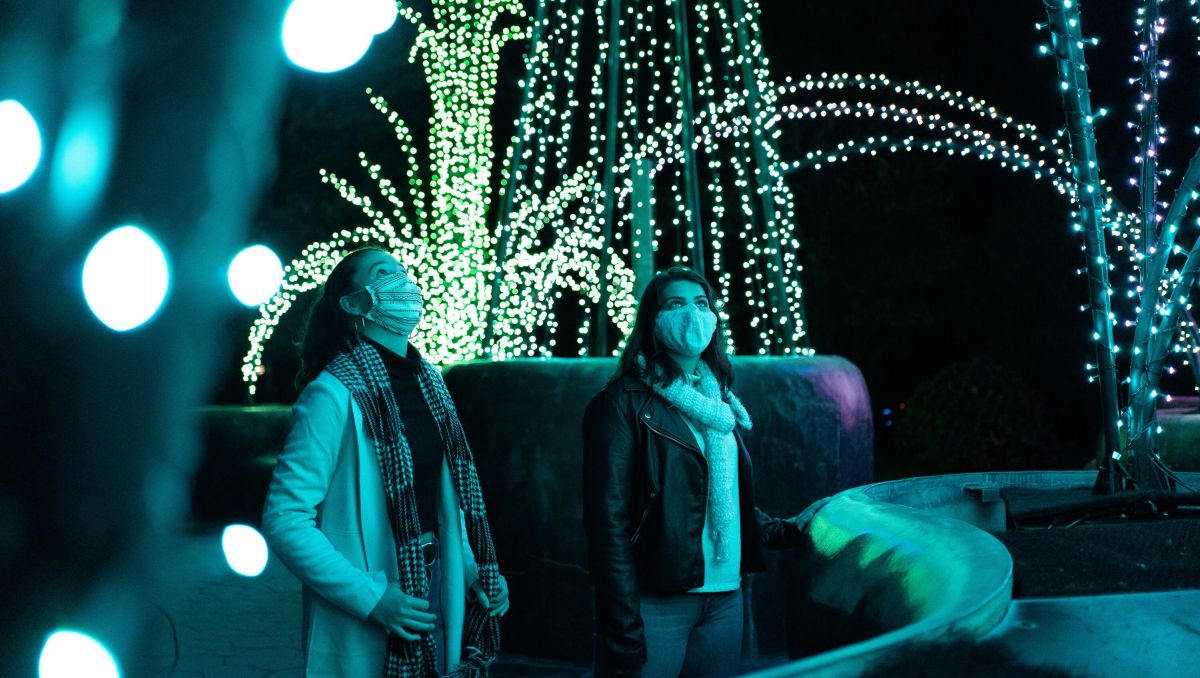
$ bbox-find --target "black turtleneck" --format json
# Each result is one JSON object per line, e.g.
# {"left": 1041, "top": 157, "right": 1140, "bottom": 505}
{"left": 366, "top": 339, "right": 443, "bottom": 533}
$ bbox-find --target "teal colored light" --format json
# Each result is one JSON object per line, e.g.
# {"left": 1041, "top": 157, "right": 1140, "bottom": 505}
{"left": 221, "top": 524, "right": 269, "bottom": 577}
{"left": 228, "top": 245, "right": 284, "bottom": 306}
{"left": 82, "top": 225, "right": 171, "bottom": 332}
{"left": 0, "top": 99, "right": 43, "bottom": 194}
{"left": 51, "top": 101, "right": 115, "bottom": 221}
{"left": 359, "top": 0, "right": 398, "bottom": 35}
{"left": 38, "top": 630, "right": 121, "bottom": 678}
{"left": 73, "top": 0, "right": 124, "bottom": 45}
{"left": 281, "top": 0, "right": 374, "bottom": 73}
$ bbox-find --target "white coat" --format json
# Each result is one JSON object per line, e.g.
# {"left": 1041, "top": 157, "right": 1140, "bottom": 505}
{"left": 262, "top": 370, "right": 476, "bottom": 677}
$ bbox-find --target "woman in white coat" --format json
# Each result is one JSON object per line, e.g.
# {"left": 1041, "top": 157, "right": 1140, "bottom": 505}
{"left": 262, "top": 247, "right": 509, "bottom": 677}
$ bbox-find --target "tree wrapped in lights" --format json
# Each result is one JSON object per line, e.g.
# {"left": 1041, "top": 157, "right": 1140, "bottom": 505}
{"left": 244, "top": 56, "right": 1196, "bottom": 389}
{"left": 771, "top": 71, "right": 1170, "bottom": 274}
{"left": 1042, "top": 0, "right": 1200, "bottom": 492}
{"left": 244, "top": 0, "right": 815, "bottom": 395}
{"left": 488, "top": 0, "right": 810, "bottom": 357}
{"left": 241, "top": 0, "right": 528, "bottom": 393}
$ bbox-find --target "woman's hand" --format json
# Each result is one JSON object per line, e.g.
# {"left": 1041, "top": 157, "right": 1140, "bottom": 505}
{"left": 468, "top": 574, "right": 510, "bottom": 617}
{"left": 368, "top": 583, "right": 437, "bottom": 640}
{"left": 790, "top": 496, "right": 833, "bottom": 532}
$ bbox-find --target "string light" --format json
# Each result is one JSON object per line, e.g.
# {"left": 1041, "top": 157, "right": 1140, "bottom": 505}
{"left": 245, "top": 0, "right": 815, "bottom": 392}
{"left": 1193, "top": 1, "right": 1200, "bottom": 57}
{"left": 0, "top": 99, "right": 42, "bottom": 194}
{"left": 770, "top": 71, "right": 1180, "bottom": 369}
{"left": 243, "top": 0, "right": 529, "bottom": 393}
{"left": 244, "top": 1, "right": 1200, "bottom": 422}
{"left": 1041, "top": 0, "right": 1200, "bottom": 490}
{"left": 492, "top": 0, "right": 809, "bottom": 357}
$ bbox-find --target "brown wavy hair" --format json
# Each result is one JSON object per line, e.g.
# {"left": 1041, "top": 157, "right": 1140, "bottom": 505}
{"left": 614, "top": 266, "right": 734, "bottom": 391}
{"left": 294, "top": 247, "right": 386, "bottom": 389}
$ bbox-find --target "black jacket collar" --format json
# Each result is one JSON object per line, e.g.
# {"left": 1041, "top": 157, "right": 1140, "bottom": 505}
{"left": 616, "top": 374, "right": 703, "bottom": 455}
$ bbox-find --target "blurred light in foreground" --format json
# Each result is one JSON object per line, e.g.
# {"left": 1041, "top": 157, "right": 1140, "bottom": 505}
{"left": 222, "top": 524, "right": 269, "bottom": 577}
{"left": 282, "top": 0, "right": 374, "bottom": 73}
{"left": 228, "top": 245, "right": 284, "bottom": 306}
{"left": 0, "top": 99, "right": 43, "bottom": 194}
{"left": 51, "top": 101, "right": 115, "bottom": 222}
{"left": 358, "top": 0, "right": 399, "bottom": 35}
{"left": 82, "top": 225, "right": 170, "bottom": 332}
{"left": 38, "top": 630, "right": 120, "bottom": 678}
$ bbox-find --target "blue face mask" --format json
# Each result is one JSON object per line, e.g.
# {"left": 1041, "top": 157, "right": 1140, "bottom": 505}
{"left": 361, "top": 271, "right": 423, "bottom": 336}
{"left": 654, "top": 304, "right": 717, "bottom": 357}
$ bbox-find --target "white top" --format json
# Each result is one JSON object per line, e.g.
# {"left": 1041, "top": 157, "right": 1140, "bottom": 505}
{"left": 680, "top": 415, "right": 742, "bottom": 593}
{"left": 261, "top": 371, "right": 477, "bottom": 676}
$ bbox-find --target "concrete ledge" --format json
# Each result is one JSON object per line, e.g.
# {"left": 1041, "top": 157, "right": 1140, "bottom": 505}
{"left": 754, "top": 470, "right": 1200, "bottom": 676}
{"left": 1157, "top": 402, "right": 1200, "bottom": 470}
{"left": 759, "top": 474, "right": 1015, "bottom": 677}
{"left": 1095, "top": 398, "right": 1200, "bottom": 471}
{"left": 857, "top": 471, "right": 1100, "bottom": 529}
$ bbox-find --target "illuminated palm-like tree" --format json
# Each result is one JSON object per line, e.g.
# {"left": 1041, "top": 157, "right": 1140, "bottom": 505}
{"left": 243, "top": 0, "right": 805, "bottom": 394}
{"left": 1042, "top": 0, "right": 1198, "bottom": 492}
{"left": 241, "top": 0, "right": 529, "bottom": 392}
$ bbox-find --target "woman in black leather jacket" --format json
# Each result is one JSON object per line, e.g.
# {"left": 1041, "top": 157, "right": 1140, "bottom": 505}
{"left": 582, "top": 267, "right": 804, "bottom": 678}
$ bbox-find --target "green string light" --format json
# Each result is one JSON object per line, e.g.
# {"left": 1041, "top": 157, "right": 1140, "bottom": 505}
{"left": 241, "top": 0, "right": 528, "bottom": 393}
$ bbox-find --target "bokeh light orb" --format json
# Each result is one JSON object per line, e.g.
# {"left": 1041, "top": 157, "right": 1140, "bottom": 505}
{"left": 282, "top": 0, "right": 374, "bottom": 73}
{"left": 51, "top": 101, "right": 115, "bottom": 221}
{"left": 38, "top": 630, "right": 120, "bottom": 678}
{"left": 0, "top": 99, "right": 43, "bottom": 194}
{"left": 356, "top": 0, "right": 399, "bottom": 35}
{"left": 228, "top": 245, "right": 284, "bottom": 306}
{"left": 82, "top": 225, "right": 170, "bottom": 332}
{"left": 222, "top": 524, "right": 269, "bottom": 577}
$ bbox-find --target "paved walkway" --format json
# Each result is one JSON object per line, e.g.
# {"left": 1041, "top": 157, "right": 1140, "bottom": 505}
{"left": 127, "top": 531, "right": 590, "bottom": 677}
{"left": 124, "top": 529, "right": 797, "bottom": 677}
{"left": 129, "top": 532, "right": 304, "bottom": 677}
{"left": 988, "top": 589, "right": 1200, "bottom": 678}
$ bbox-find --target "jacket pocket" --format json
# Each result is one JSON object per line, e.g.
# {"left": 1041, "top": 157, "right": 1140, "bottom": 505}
{"left": 630, "top": 491, "right": 658, "bottom": 544}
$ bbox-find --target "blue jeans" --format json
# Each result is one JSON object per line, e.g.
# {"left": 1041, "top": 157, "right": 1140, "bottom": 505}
{"left": 426, "top": 558, "right": 448, "bottom": 674}
{"left": 639, "top": 588, "right": 743, "bottom": 678}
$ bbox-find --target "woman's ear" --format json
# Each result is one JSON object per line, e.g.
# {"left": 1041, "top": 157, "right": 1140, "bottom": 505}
{"left": 340, "top": 290, "right": 369, "bottom": 316}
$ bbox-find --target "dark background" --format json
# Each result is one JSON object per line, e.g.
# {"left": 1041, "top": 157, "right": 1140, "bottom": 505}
{"left": 211, "top": 1, "right": 1200, "bottom": 477}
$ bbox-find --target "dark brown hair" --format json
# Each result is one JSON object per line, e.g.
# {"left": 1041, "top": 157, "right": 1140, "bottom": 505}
{"left": 294, "top": 247, "right": 386, "bottom": 389}
{"left": 614, "top": 266, "right": 734, "bottom": 391}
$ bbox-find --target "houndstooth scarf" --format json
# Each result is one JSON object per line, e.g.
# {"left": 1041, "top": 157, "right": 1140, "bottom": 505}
{"left": 326, "top": 341, "right": 501, "bottom": 678}
{"left": 641, "top": 356, "right": 751, "bottom": 563}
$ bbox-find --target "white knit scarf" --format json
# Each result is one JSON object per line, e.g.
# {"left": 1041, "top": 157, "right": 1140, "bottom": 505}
{"left": 641, "top": 357, "right": 751, "bottom": 563}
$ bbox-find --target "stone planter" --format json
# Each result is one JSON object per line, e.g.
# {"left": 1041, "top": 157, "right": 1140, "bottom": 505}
{"left": 191, "top": 405, "right": 290, "bottom": 525}
{"left": 753, "top": 470, "right": 1200, "bottom": 677}
{"left": 1146, "top": 397, "right": 1200, "bottom": 471}
{"left": 441, "top": 356, "right": 874, "bottom": 662}
{"left": 192, "top": 355, "right": 875, "bottom": 663}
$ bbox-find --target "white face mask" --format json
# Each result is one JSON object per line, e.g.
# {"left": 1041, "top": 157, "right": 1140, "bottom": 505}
{"left": 359, "top": 271, "right": 423, "bottom": 337}
{"left": 654, "top": 304, "right": 717, "bottom": 357}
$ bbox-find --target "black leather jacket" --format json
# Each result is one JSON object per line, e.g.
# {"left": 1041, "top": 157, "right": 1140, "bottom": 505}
{"left": 581, "top": 374, "right": 803, "bottom": 673}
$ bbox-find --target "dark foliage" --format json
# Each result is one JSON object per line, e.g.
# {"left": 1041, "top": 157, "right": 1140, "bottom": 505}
{"left": 894, "top": 357, "right": 1061, "bottom": 473}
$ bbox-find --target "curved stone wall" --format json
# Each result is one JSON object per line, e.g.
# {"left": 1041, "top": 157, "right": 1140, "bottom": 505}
{"left": 441, "top": 356, "right": 873, "bottom": 661}
{"left": 192, "top": 355, "right": 874, "bottom": 663}
{"left": 752, "top": 471, "right": 1139, "bottom": 677}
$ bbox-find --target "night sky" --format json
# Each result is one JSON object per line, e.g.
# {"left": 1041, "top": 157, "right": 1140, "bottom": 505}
{"left": 215, "top": 1, "right": 1200, "bottom": 476}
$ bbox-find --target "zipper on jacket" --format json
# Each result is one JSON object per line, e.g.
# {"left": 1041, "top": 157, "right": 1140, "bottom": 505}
{"left": 641, "top": 419, "right": 704, "bottom": 458}
{"left": 630, "top": 491, "right": 658, "bottom": 544}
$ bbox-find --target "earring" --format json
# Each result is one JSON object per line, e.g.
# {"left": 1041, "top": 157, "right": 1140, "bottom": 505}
{"left": 354, "top": 315, "right": 365, "bottom": 334}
